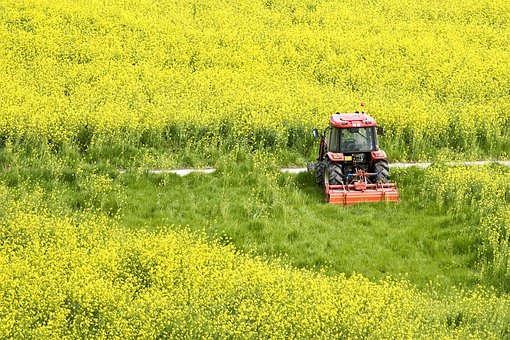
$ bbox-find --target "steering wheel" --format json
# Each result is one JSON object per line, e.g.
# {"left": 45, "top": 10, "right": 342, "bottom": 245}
{"left": 342, "top": 139, "right": 356, "bottom": 150}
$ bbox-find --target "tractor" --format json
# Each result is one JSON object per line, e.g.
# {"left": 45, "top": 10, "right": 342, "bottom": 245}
{"left": 307, "top": 105, "right": 399, "bottom": 205}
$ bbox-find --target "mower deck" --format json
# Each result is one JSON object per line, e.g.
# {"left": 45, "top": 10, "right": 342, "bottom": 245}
{"left": 324, "top": 170, "right": 399, "bottom": 205}
{"left": 326, "top": 182, "right": 399, "bottom": 205}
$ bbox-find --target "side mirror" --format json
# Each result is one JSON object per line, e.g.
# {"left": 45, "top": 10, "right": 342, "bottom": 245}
{"left": 312, "top": 128, "right": 319, "bottom": 139}
{"left": 377, "top": 126, "right": 384, "bottom": 135}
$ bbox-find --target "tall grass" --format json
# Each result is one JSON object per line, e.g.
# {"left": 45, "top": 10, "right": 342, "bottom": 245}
{"left": 424, "top": 163, "right": 510, "bottom": 290}
{"left": 0, "top": 145, "right": 486, "bottom": 291}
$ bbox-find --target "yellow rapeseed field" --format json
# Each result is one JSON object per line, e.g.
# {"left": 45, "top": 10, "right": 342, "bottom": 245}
{"left": 0, "top": 0, "right": 509, "bottom": 158}
{"left": 2, "top": 0, "right": 510, "bottom": 337}
{"left": 1, "top": 185, "right": 509, "bottom": 338}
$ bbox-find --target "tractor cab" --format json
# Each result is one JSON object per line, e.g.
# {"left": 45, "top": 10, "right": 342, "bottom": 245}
{"left": 328, "top": 126, "right": 377, "bottom": 153}
{"left": 328, "top": 112, "right": 379, "bottom": 149}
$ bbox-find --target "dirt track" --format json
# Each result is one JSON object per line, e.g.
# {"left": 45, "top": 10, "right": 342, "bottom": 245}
{"left": 140, "top": 160, "right": 510, "bottom": 176}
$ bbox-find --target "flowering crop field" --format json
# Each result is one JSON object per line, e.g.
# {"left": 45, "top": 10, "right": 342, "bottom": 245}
{"left": 2, "top": 0, "right": 510, "bottom": 337}
{"left": 1, "top": 0, "right": 509, "bottom": 160}
{"left": 1, "top": 185, "right": 510, "bottom": 338}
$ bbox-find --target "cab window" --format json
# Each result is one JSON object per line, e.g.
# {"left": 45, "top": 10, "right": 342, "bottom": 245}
{"left": 339, "top": 127, "right": 375, "bottom": 152}
{"left": 328, "top": 128, "right": 341, "bottom": 152}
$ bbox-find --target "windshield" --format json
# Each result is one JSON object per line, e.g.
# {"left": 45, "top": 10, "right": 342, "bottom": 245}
{"left": 329, "top": 127, "right": 375, "bottom": 153}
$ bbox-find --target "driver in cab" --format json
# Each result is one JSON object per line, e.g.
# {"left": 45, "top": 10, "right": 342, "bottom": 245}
{"left": 341, "top": 128, "right": 369, "bottom": 152}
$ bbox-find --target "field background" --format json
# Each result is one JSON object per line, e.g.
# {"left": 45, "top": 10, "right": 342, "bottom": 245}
{"left": 1, "top": 0, "right": 509, "bottom": 164}
{"left": 2, "top": 0, "right": 510, "bottom": 338}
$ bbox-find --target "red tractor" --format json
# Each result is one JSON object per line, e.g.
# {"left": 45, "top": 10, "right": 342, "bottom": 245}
{"left": 308, "top": 105, "right": 399, "bottom": 205}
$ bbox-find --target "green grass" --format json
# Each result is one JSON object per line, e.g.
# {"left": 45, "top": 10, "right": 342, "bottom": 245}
{"left": 115, "top": 165, "right": 481, "bottom": 291}
{"left": 0, "top": 145, "right": 488, "bottom": 292}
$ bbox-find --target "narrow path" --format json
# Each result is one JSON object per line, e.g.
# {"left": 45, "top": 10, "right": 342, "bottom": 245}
{"left": 139, "top": 160, "right": 510, "bottom": 176}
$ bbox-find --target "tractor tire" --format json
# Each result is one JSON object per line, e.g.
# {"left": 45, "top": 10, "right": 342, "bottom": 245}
{"left": 374, "top": 159, "right": 390, "bottom": 183}
{"left": 326, "top": 160, "right": 344, "bottom": 185}
{"left": 315, "top": 161, "right": 325, "bottom": 186}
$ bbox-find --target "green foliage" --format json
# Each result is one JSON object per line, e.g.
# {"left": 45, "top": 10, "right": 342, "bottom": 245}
{"left": 423, "top": 164, "right": 510, "bottom": 290}
{"left": 0, "top": 147, "right": 486, "bottom": 291}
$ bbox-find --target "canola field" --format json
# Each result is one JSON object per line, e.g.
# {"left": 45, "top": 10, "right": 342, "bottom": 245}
{"left": 1, "top": 0, "right": 510, "bottom": 160}
{"left": 1, "top": 185, "right": 510, "bottom": 338}
{"left": 2, "top": 0, "right": 510, "bottom": 338}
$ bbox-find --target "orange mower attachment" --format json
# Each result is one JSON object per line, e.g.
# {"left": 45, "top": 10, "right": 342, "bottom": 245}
{"left": 325, "top": 170, "right": 399, "bottom": 205}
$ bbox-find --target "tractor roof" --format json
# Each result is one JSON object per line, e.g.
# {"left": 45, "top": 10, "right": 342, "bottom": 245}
{"left": 329, "top": 112, "right": 377, "bottom": 128}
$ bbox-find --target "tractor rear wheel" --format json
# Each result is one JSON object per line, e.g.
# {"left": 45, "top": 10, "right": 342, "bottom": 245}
{"left": 326, "top": 160, "right": 344, "bottom": 185}
{"left": 374, "top": 159, "right": 390, "bottom": 183}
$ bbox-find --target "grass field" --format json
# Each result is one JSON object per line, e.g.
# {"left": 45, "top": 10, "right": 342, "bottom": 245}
{"left": 0, "top": 147, "right": 498, "bottom": 290}
{"left": 1, "top": 149, "right": 510, "bottom": 337}
{"left": 117, "top": 166, "right": 480, "bottom": 290}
